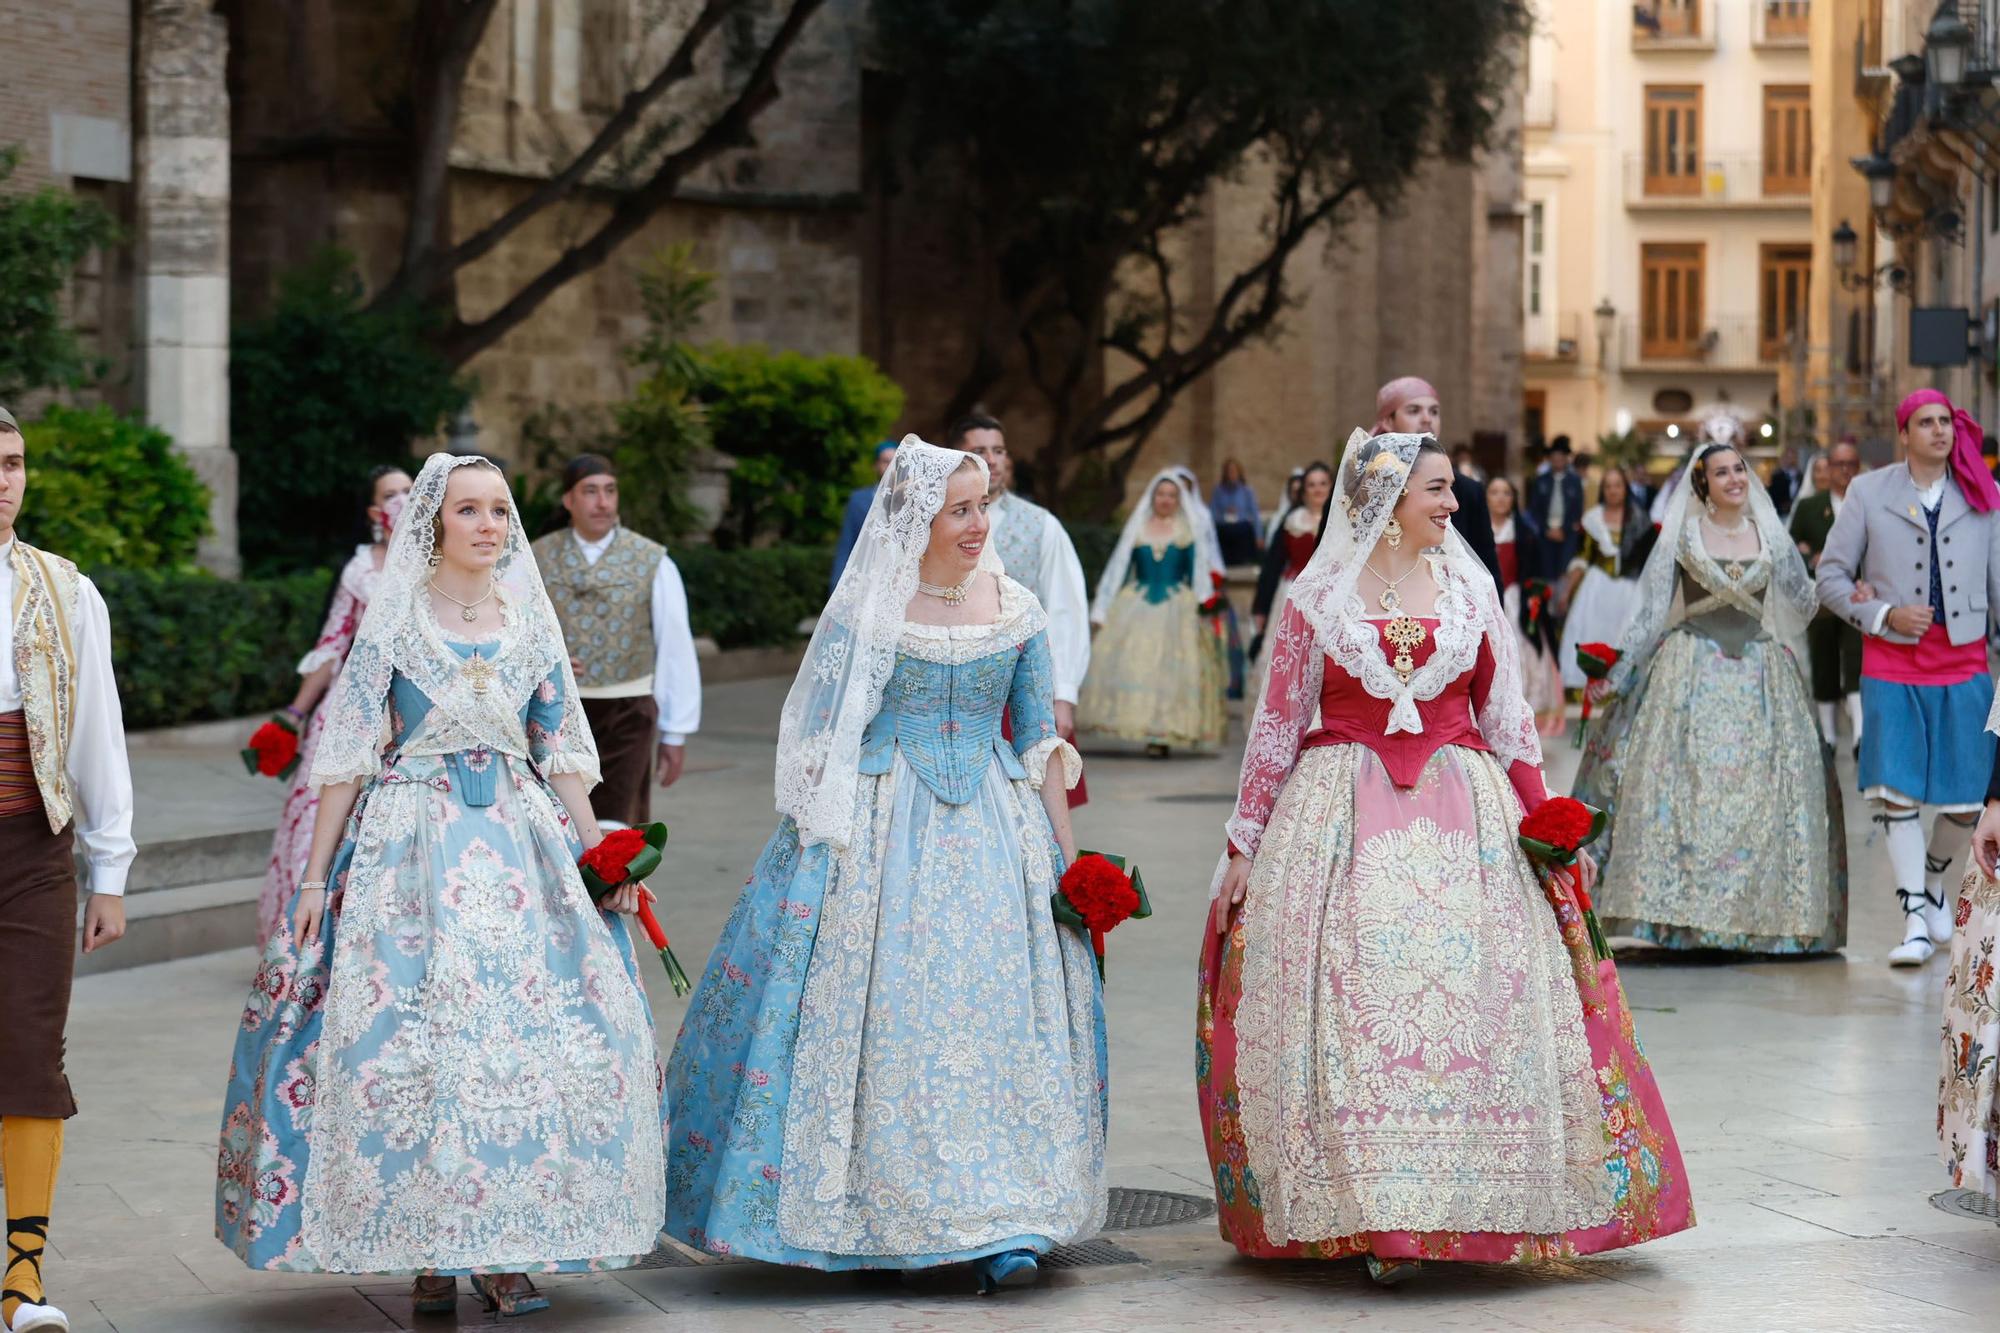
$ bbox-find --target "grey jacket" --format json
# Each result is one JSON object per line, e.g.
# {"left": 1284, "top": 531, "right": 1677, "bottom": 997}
{"left": 1816, "top": 463, "right": 2000, "bottom": 647}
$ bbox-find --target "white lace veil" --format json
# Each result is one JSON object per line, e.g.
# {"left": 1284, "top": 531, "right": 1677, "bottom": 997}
{"left": 309, "top": 451, "right": 599, "bottom": 790}
{"left": 776, "top": 436, "right": 999, "bottom": 849}
{"left": 1167, "top": 464, "right": 1229, "bottom": 581}
{"left": 1609, "top": 440, "right": 1815, "bottom": 694}
{"left": 1090, "top": 469, "right": 1196, "bottom": 625}
{"left": 1289, "top": 430, "right": 1542, "bottom": 768}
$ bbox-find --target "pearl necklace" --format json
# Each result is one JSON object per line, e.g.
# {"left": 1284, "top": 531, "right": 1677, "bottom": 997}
{"left": 916, "top": 568, "right": 979, "bottom": 604}
{"left": 430, "top": 578, "right": 496, "bottom": 622}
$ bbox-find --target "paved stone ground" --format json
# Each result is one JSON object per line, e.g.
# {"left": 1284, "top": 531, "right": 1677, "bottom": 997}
{"left": 40, "top": 677, "right": 2000, "bottom": 1331}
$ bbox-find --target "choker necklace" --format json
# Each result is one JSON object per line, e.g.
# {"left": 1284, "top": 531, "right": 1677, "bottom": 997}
{"left": 917, "top": 568, "right": 979, "bottom": 605}
{"left": 1703, "top": 512, "right": 1752, "bottom": 537}
{"left": 1364, "top": 557, "right": 1424, "bottom": 614}
{"left": 430, "top": 578, "right": 496, "bottom": 622}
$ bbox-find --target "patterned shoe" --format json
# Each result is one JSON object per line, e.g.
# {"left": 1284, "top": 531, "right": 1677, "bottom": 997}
{"left": 1365, "top": 1256, "right": 1421, "bottom": 1286}
{"left": 470, "top": 1274, "right": 550, "bottom": 1318}
{"left": 976, "top": 1249, "right": 1040, "bottom": 1294}
{"left": 410, "top": 1276, "right": 457, "bottom": 1315}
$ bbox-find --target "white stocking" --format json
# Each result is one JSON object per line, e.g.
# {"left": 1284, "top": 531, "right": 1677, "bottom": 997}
{"left": 1929, "top": 810, "right": 1977, "bottom": 898}
{"left": 1817, "top": 702, "right": 1836, "bottom": 738}
{"left": 1844, "top": 692, "right": 1864, "bottom": 741}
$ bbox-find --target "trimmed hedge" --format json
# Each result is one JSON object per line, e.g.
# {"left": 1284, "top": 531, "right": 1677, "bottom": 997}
{"left": 99, "top": 568, "right": 334, "bottom": 731}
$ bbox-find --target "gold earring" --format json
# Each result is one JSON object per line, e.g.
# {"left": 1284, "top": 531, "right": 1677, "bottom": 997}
{"left": 1385, "top": 517, "right": 1404, "bottom": 550}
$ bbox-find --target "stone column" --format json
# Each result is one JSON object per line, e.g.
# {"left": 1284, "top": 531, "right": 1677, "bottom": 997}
{"left": 137, "top": 0, "right": 235, "bottom": 575}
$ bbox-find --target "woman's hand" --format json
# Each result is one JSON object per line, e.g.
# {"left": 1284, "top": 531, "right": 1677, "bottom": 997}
{"left": 1211, "top": 854, "right": 1251, "bottom": 935}
{"left": 293, "top": 887, "right": 327, "bottom": 948}
{"left": 1584, "top": 678, "right": 1613, "bottom": 706}
{"left": 601, "top": 882, "right": 652, "bottom": 916}
{"left": 1576, "top": 849, "right": 1599, "bottom": 900}
{"left": 1975, "top": 802, "right": 2000, "bottom": 880}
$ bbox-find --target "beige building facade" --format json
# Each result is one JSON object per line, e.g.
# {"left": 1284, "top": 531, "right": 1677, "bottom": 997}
{"left": 1525, "top": 0, "right": 1814, "bottom": 471}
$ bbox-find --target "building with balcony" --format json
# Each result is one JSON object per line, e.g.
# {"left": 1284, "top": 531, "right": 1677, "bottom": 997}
{"left": 1524, "top": 0, "right": 1814, "bottom": 471}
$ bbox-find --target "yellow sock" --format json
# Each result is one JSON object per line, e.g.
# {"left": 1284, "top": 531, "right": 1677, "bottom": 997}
{"left": 2, "top": 1116, "right": 64, "bottom": 1325}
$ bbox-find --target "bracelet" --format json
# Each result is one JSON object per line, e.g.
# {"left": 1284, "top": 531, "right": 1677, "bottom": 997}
{"left": 298, "top": 880, "right": 328, "bottom": 892}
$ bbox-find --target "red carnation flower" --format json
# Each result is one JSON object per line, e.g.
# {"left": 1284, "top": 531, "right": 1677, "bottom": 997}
{"left": 1059, "top": 854, "right": 1143, "bottom": 934}
{"left": 242, "top": 719, "right": 301, "bottom": 780}
{"left": 1520, "top": 796, "right": 1595, "bottom": 854}
{"left": 579, "top": 827, "right": 650, "bottom": 885}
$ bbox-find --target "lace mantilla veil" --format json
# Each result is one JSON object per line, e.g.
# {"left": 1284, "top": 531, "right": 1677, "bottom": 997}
{"left": 776, "top": 436, "right": 1000, "bottom": 850}
{"left": 1213, "top": 430, "right": 1542, "bottom": 898}
{"left": 1610, "top": 440, "right": 1815, "bottom": 696}
{"left": 309, "top": 452, "right": 599, "bottom": 790}
{"left": 1167, "top": 464, "right": 1230, "bottom": 583}
{"left": 1090, "top": 467, "right": 1199, "bottom": 625}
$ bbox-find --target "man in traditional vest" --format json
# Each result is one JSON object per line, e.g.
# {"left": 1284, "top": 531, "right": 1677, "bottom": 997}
{"left": 0, "top": 405, "right": 135, "bottom": 1333}
{"left": 949, "top": 412, "right": 1092, "bottom": 805}
{"left": 532, "top": 454, "right": 702, "bottom": 829}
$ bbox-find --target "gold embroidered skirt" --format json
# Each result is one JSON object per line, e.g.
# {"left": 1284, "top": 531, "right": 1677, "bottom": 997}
{"left": 1079, "top": 585, "right": 1226, "bottom": 747}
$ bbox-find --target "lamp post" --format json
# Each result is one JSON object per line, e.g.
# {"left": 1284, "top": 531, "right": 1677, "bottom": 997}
{"left": 1927, "top": 0, "right": 1973, "bottom": 91}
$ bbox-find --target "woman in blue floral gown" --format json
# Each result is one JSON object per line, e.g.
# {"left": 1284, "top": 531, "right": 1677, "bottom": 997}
{"left": 665, "top": 438, "right": 1106, "bottom": 1292}
{"left": 215, "top": 455, "right": 665, "bottom": 1317}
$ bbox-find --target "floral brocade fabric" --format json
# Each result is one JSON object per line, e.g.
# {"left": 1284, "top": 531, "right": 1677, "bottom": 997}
{"left": 1195, "top": 743, "right": 1695, "bottom": 1261}
{"left": 1079, "top": 541, "right": 1227, "bottom": 748}
{"left": 1942, "top": 866, "right": 2000, "bottom": 1197}
{"left": 215, "top": 646, "right": 665, "bottom": 1274}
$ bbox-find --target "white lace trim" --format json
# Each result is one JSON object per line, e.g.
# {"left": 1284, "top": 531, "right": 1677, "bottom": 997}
{"left": 1312, "top": 556, "right": 1483, "bottom": 737}
{"left": 895, "top": 577, "right": 1049, "bottom": 664}
{"left": 1021, "top": 735, "right": 1083, "bottom": 792}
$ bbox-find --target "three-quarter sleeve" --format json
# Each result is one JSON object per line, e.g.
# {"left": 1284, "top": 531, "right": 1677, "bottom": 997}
{"left": 1008, "top": 629, "right": 1081, "bottom": 791}
{"left": 1223, "top": 600, "right": 1323, "bottom": 872}
{"left": 297, "top": 551, "right": 371, "bottom": 676}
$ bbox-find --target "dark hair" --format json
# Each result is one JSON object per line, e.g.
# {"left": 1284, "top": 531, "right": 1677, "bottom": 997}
{"left": 561, "top": 453, "right": 615, "bottom": 493}
{"left": 1219, "top": 458, "right": 1247, "bottom": 485}
{"left": 365, "top": 463, "right": 409, "bottom": 503}
{"left": 1687, "top": 446, "right": 1742, "bottom": 504}
{"left": 1486, "top": 474, "right": 1520, "bottom": 513}
{"left": 945, "top": 411, "right": 1004, "bottom": 449}
{"left": 1597, "top": 463, "right": 1635, "bottom": 514}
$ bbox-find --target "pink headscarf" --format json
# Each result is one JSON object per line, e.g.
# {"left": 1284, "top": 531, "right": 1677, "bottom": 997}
{"left": 1372, "top": 376, "right": 1438, "bottom": 436}
{"left": 1896, "top": 389, "right": 2000, "bottom": 513}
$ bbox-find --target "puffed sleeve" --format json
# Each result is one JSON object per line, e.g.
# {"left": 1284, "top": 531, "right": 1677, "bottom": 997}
{"left": 1008, "top": 629, "right": 1081, "bottom": 791}
{"left": 527, "top": 660, "right": 601, "bottom": 787}
{"left": 297, "top": 551, "right": 370, "bottom": 676}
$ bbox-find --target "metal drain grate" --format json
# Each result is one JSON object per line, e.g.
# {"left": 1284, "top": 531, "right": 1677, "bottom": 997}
{"left": 1104, "top": 1186, "right": 1216, "bottom": 1230}
{"left": 1041, "top": 1238, "right": 1146, "bottom": 1269}
{"left": 1151, "top": 792, "right": 1242, "bottom": 804}
{"left": 1931, "top": 1188, "right": 2000, "bottom": 1221}
{"left": 636, "top": 1238, "right": 718, "bottom": 1268}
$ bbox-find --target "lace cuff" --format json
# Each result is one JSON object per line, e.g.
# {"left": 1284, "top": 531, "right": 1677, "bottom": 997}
{"left": 297, "top": 645, "right": 342, "bottom": 677}
{"left": 1021, "top": 735, "right": 1083, "bottom": 792}
{"left": 541, "top": 749, "right": 603, "bottom": 788}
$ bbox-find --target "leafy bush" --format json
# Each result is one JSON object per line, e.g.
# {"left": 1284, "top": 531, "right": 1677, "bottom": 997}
{"left": 232, "top": 249, "right": 467, "bottom": 576}
{"left": 17, "top": 405, "right": 210, "bottom": 572}
{"left": 1066, "top": 521, "right": 1119, "bottom": 590}
{"left": 97, "top": 568, "right": 333, "bottom": 729}
{"left": 0, "top": 146, "right": 120, "bottom": 399}
{"left": 677, "top": 545, "right": 832, "bottom": 648}
{"left": 698, "top": 345, "right": 903, "bottom": 548}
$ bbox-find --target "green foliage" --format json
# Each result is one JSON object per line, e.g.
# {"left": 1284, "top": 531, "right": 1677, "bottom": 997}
{"left": 698, "top": 345, "right": 904, "bottom": 547}
{"left": 232, "top": 249, "right": 468, "bottom": 575}
{"left": 1593, "top": 429, "right": 1652, "bottom": 475}
{"left": 676, "top": 545, "right": 833, "bottom": 648}
{"left": 0, "top": 146, "right": 121, "bottom": 399}
{"left": 1066, "top": 521, "right": 1120, "bottom": 591}
{"left": 17, "top": 405, "right": 210, "bottom": 572}
{"left": 97, "top": 568, "right": 334, "bottom": 729}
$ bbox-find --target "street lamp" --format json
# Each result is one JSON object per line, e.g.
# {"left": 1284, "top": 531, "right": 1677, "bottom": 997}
{"left": 1927, "top": 0, "right": 1974, "bottom": 91}
{"left": 1852, "top": 151, "right": 1899, "bottom": 210}
{"left": 1593, "top": 298, "right": 1616, "bottom": 365}
{"left": 1832, "top": 219, "right": 1859, "bottom": 271}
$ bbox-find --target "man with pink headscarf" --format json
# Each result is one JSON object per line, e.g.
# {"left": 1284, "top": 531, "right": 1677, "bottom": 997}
{"left": 1371, "top": 377, "right": 1501, "bottom": 587}
{"left": 1819, "top": 388, "right": 2000, "bottom": 965}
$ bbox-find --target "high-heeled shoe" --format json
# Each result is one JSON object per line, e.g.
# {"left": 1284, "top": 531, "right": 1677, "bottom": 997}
{"left": 470, "top": 1273, "right": 550, "bottom": 1317}
{"left": 410, "top": 1275, "right": 457, "bottom": 1315}
{"left": 975, "top": 1248, "right": 1040, "bottom": 1294}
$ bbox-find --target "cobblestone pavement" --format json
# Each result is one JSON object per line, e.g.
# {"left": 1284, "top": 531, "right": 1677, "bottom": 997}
{"left": 41, "top": 677, "right": 2000, "bottom": 1331}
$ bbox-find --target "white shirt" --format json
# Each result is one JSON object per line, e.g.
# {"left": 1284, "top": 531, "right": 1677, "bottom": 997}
{"left": 570, "top": 529, "right": 702, "bottom": 745}
{"left": 992, "top": 495, "right": 1092, "bottom": 706}
{"left": 0, "top": 540, "right": 136, "bottom": 895}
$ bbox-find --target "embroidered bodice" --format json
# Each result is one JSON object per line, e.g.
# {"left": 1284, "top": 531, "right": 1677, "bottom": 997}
{"left": 1673, "top": 561, "right": 1769, "bottom": 657}
{"left": 1305, "top": 619, "right": 1497, "bottom": 785}
{"left": 383, "top": 639, "right": 572, "bottom": 806}
{"left": 1281, "top": 527, "right": 1316, "bottom": 580}
{"left": 1126, "top": 541, "right": 1198, "bottom": 604}
{"left": 855, "top": 581, "right": 1074, "bottom": 804}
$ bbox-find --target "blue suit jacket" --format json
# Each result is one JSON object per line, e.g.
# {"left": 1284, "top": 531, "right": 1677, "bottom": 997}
{"left": 830, "top": 484, "right": 876, "bottom": 592}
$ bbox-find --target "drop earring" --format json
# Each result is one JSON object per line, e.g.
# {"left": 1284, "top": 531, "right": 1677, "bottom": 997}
{"left": 1384, "top": 517, "right": 1404, "bottom": 550}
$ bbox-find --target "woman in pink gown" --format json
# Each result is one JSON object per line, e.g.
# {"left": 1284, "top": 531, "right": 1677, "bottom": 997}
{"left": 252, "top": 466, "right": 410, "bottom": 944}
{"left": 1197, "top": 431, "right": 1693, "bottom": 1282}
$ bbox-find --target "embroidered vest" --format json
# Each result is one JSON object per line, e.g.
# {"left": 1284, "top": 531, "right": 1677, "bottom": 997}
{"left": 993, "top": 493, "right": 1048, "bottom": 601}
{"left": 9, "top": 540, "right": 82, "bottom": 834}
{"left": 532, "top": 528, "right": 662, "bottom": 687}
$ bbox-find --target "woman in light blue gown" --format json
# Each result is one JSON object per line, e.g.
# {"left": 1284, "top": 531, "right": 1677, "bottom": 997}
{"left": 215, "top": 455, "right": 665, "bottom": 1318}
{"left": 664, "top": 437, "right": 1106, "bottom": 1291}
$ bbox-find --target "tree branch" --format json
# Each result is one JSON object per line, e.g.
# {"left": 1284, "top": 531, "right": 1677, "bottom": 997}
{"left": 392, "top": 0, "right": 504, "bottom": 302}
{"left": 433, "top": 0, "right": 826, "bottom": 365}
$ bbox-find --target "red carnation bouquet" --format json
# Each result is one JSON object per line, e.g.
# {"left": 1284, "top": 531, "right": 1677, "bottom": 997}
{"left": 1572, "top": 641, "right": 1621, "bottom": 747}
{"left": 1053, "top": 851, "right": 1152, "bottom": 978}
{"left": 241, "top": 715, "right": 302, "bottom": 781}
{"left": 578, "top": 822, "right": 690, "bottom": 996}
{"left": 1518, "top": 796, "right": 1612, "bottom": 960}
{"left": 1199, "top": 569, "right": 1227, "bottom": 616}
